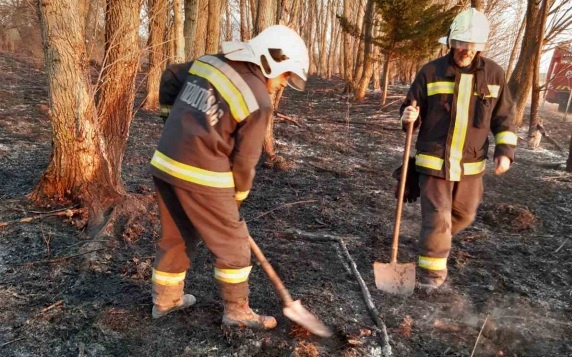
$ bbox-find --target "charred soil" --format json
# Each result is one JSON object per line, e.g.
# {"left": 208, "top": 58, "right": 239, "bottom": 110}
{"left": 1, "top": 53, "right": 571, "bottom": 357}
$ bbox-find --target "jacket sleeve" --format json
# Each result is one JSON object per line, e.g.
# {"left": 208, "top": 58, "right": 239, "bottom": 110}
{"left": 159, "top": 62, "right": 192, "bottom": 121}
{"left": 231, "top": 106, "right": 273, "bottom": 202}
{"left": 399, "top": 68, "right": 427, "bottom": 131}
{"left": 490, "top": 78, "right": 517, "bottom": 162}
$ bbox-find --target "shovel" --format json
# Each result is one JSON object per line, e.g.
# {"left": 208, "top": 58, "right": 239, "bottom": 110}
{"left": 248, "top": 236, "right": 332, "bottom": 337}
{"left": 373, "top": 101, "right": 417, "bottom": 295}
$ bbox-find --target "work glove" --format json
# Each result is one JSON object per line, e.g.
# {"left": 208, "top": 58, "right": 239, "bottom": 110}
{"left": 392, "top": 157, "right": 420, "bottom": 203}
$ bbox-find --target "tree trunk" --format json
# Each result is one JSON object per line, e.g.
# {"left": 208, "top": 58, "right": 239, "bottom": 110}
{"left": 206, "top": 0, "right": 222, "bottom": 53}
{"left": 35, "top": 0, "right": 147, "bottom": 233}
{"left": 35, "top": 0, "right": 101, "bottom": 201}
{"left": 144, "top": 0, "right": 168, "bottom": 110}
{"left": 380, "top": 51, "right": 392, "bottom": 105}
{"left": 352, "top": 0, "right": 367, "bottom": 89}
{"left": 225, "top": 0, "right": 232, "bottom": 41}
{"left": 173, "top": 0, "right": 185, "bottom": 63}
{"left": 193, "top": 0, "right": 209, "bottom": 58}
{"left": 506, "top": 15, "right": 526, "bottom": 79}
{"left": 240, "top": 0, "right": 248, "bottom": 40}
{"left": 254, "top": 0, "right": 274, "bottom": 35}
{"left": 567, "top": 131, "right": 572, "bottom": 172}
{"left": 353, "top": 0, "right": 375, "bottom": 102}
{"left": 184, "top": 0, "right": 198, "bottom": 60}
{"left": 508, "top": 0, "right": 543, "bottom": 127}
{"left": 342, "top": 0, "right": 353, "bottom": 92}
{"left": 527, "top": 0, "right": 550, "bottom": 149}
{"left": 471, "top": 0, "right": 484, "bottom": 11}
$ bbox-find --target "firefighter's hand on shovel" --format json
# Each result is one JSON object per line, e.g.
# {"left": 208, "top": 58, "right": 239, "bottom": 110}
{"left": 248, "top": 236, "right": 332, "bottom": 337}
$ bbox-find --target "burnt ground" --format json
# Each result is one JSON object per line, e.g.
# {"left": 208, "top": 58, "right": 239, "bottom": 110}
{"left": 0, "top": 52, "right": 571, "bottom": 357}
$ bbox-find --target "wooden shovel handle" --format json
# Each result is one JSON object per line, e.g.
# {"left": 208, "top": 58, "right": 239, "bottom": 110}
{"left": 248, "top": 236, "right": 294, "bottom": 305}
{"left": 391, "top": 100, "right": 416, "bottom": 263}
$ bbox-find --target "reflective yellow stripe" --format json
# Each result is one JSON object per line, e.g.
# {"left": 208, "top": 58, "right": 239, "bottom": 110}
{"left": 152, "top": 268, "right": 186, "bottom": 286}
{"left": 151, "top": 150, "right": 235, "bottom": 188}
{"left": 415, "top": 154, "right": 444, "bottom": 170}
{"left": 463, "top": 160, "right": 486, "bottom": 175}
{"left": 418, "top": 256, "right": 447, "bottom": 270}
{"left": 190, "top": 61, "right": 249, "bottom": 122}
{"left": 160, "top": 104, "right": 171, "bottom": 117}
{"left": 495, "top": 131, "right": 518, "bottom": 146}
{"left": 449, "top": 74, "right": 473, "bottom": 181}
{"left": 235, "top": 190, "right": 250, "bottom": 201}
{"left": 214, "top": 266, "right": 252, "bottom": 283}
{"left": 427, "top": 81, "right": 455, "bottom": 96}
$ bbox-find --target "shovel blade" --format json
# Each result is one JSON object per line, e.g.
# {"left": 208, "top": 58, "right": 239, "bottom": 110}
{"left": 283, "top": 300, "right": 332, "bottom": 337}
{"left": 373, "top": 261, "right": 416, "bottom": 295}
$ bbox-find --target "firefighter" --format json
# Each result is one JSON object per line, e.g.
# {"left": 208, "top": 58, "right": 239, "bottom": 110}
{"left": 149, "top": 25, "right": 309, "bottom": 330}
{"left": 399, "top": 8, "right": 517, "bottom": 293}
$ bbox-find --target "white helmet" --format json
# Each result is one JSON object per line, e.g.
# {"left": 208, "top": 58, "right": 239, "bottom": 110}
{"left": 222, "top": 25, "right": 309, "bottom": 91}
{"left": 448, "top": 8, "right": 489, "bottom": 51}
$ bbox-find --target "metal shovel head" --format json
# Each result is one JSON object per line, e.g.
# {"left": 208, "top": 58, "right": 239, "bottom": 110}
{"left": 283, "top": 300, "right": 333, "bottom": 337}
{"left": 373, "top": 261, "right": 416, "bottom": 295}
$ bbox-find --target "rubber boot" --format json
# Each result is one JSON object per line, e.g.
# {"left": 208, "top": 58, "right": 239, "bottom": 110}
{"left": 417, "top": 267, "right": 448, "bottom": 296}
{"left": 218, "top": 281, "right": 277, "bottom": 330}
{"left": 152, "top": 281, "right": 196, "bottom": 319}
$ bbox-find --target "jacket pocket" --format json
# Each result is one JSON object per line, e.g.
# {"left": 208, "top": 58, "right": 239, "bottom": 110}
{"left": 474, "top": 97, "right": 493, "bottom": 129}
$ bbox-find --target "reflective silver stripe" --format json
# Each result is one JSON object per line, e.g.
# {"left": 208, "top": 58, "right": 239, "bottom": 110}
{"left": 495, "top": 131, "right": 518, "bottom": 146}
{"left": 199, "top": 55, "right": 259, "bottom": 114}
{"left": 415, "top": 154, "right": 444, "bottom": 170}
{"left": 214, "top": 266, "right": 252, "bottom": 283}
{"left": 449, "top": 74, "right": 473, "bottom": 181}
{"left": 487, "top": 85, "right": 500, "bottom": 98}
{"left": 418, "top": 256, "right": 447, "bottom": 270}
{"left": 152, "top": 268, "right": 186, "bottom": 286}
{"left": 463, "top": 160, "right": 486, "bottom": 175}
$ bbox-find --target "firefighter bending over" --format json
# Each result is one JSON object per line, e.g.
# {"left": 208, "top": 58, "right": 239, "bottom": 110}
{"left": 149, "top": 25, "right": 309, "bottom": 330}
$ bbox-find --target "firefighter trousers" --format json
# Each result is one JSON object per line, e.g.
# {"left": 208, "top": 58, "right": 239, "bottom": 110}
{"left": 417, "top": 174, "right": 483, "bottom": 286}
{"left": 152, "top": 177, "right": 252, "bottom": 308}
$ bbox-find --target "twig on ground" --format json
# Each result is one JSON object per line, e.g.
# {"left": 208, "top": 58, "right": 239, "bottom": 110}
{"left": 0, "top": 208, "right": 84, "bottom": 229}
{"left": 470, "top": 315, "right": 489, "bottom": 357}
{"left": 10, "top": 206, "right": 79, "bottom": 215}
{"left": 275, "top": 112, "right": 302, "bottom": 127}
{"left": 287, "top": 229, "right": 392, "bottom": 355}
{"left": 16, "top": 248, "right": 105, "bottom": 267}
{"left": 379, "top": 98, "right": 403, "bottom": 111}
{"left": 41, "top": 300, "right": 64, "bottom": 313}
{"left": 252, "top": 200, "right": 317, "bottom": 220}
{"left": 554, "top": 239, "right": 568, "bottom": 253}
{"left": 308, "top": 162, "right": 348, "bottom": 175}
{"left": 0, "top": 337, "right": 24, "bottom": 349}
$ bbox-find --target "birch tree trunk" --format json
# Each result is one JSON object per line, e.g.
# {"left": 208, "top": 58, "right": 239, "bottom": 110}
{"left": 144, "top": 0, "right": 168, "bottom": 109}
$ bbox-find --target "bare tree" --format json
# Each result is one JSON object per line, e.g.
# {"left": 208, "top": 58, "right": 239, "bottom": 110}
{"left": 354, "top": 0, "right": 375, "bottom": 101}
{"left": 193, "top": 0, "right": 209, "bottom": 58}
{"left": 35, "top": 0, "right": 147, "bottom": 240}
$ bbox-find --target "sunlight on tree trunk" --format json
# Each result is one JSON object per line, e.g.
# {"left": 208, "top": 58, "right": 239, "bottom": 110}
{"left": 173, "top": 0, "right": 185, "bottom": 63}
{"left": 144, "top": 0, "right": 168, "bottom": 110}
{"left": 184, "top": 0, "right": 198, "bottom": 60}
{"left": 206, "top": 0, "right": 222, "bottom": 53}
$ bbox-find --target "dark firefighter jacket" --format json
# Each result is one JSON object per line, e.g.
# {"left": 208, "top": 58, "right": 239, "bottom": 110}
{"left": 150, "top": 54, "right": 273, "bottom": 201}
{"left": 400, "top": 53, "right": 517, "bottom": 181}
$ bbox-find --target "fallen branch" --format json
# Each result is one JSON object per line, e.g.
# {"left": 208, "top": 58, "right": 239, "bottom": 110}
{"left": 41, "top": 300, "right": 64, "bottom": 313}
{"left": 307, "top": 162, "right": 348, "bottom": 175}
{"left": 252, "top": 200, "right": 317, "bottom": 220}
{"left": 0, "top": 337, "right": 24, "bottom": 349}
{"left": 554, "top": 239, "right": 568, "bottom": 253}
{"left": 275, "top": 112, "right": 302, "bottom": 127}
{"left": 536, "top": 123, "right": 567, "bottom": 155}
{"left": 470, "top": 315, "right": 489, "bottom": 357}
{"left": 287, "top": 229, "right": 392, "bottom": 356}
{"left": 16, "top": 248, "right": 105, "bottom": 267}
{"left": 0, "top": 208, "right": 84, "bottom": 229}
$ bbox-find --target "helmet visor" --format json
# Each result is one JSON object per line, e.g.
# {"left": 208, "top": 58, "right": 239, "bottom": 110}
{"left": 287, "top": 72, "right": 306, "bottom": 91}
{"left": 449, "top": 39, "right": 486, "bottom": 51}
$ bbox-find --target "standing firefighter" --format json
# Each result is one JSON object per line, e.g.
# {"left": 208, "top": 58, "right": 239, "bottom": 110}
{"left": 399, "top": 8, "right": 517, "bottom": 293}
{"left": 149, "top": 25, "right": 309, "bottom": 330}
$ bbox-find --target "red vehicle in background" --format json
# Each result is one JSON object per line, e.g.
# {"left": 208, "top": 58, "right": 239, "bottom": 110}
{"left": 545, "top": 45, "right": 572, "bottom": 113}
